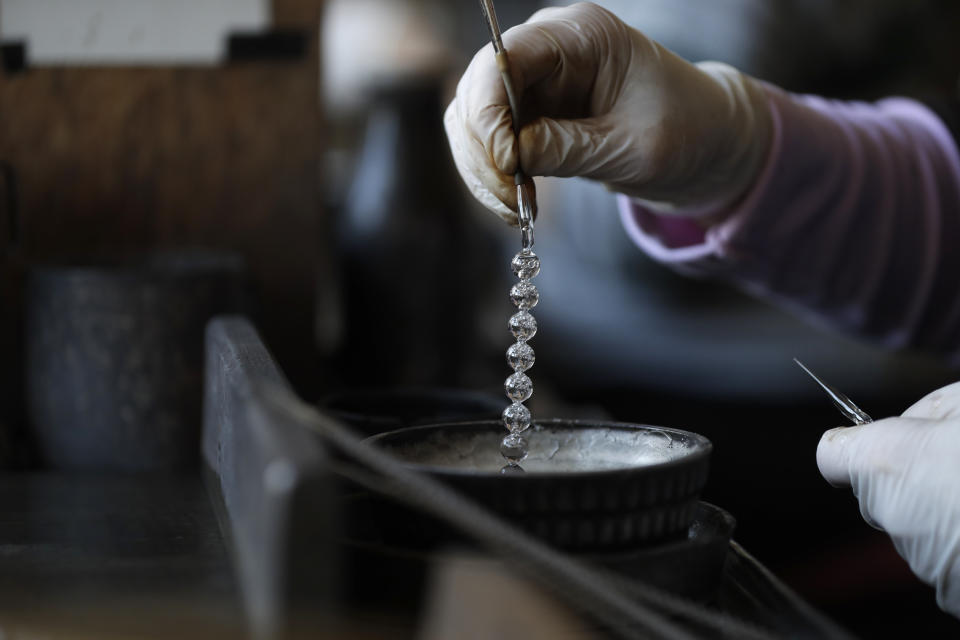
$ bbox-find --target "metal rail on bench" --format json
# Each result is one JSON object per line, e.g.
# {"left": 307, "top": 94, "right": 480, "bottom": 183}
{"left": 202, "top": 316, "right": 335, "bottom": 638}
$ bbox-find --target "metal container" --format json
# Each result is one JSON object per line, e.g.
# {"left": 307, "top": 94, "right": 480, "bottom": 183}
{"left": 26, "top": 251, "right": 246, "bottom": 470}
{"left": 365, "top": 419, "right": 712, "bottom": 550}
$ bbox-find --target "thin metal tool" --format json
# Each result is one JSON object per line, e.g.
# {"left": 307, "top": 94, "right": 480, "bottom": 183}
{"left": 479, "top": 0, "right": 535, "bottom": 249}
{"left": 794, "top": 358, "right": 873, "bottom": 425}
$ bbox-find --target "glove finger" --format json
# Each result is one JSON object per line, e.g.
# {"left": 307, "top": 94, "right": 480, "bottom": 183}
{"left": 458, "top": 101, "right": 520, "bottom": 212}
{"left": 463, "top": 4, "right": 622, "bottom": 176}
{"left": 817, "top": 417, "right": 938, "bottom": 486}
{"left": 504, "top": 8, "right": 622, "bottom": 119}
{"left": 524, "top": 5, "right": 571, "bottom": 23}
{"left": 519, "top": 115, "right": 651, "bottom": 186}
{"left": 463, "top": 132, "right": 520, "bottom": 216}
{"left": 817, "top": 417, "right": 938, "bottom": 521}
{"left": 816, "top": 424, "right": 869, "bottom": 488}
{"left": 816, "top": 423, "right": 893, "bottom": 530}
{"left": 445, "top": 99, "right": 517, "bottom": 223}
{"left": 452, "top": 41, "right": 519, "bottom": 202}
{"left": 902, "top": 381, "right": 960, "bottom": 420}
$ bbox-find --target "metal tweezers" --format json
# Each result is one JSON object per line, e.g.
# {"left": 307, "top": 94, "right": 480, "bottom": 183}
{"left": 479, "top": 0, "right": 536, "bottom": 250}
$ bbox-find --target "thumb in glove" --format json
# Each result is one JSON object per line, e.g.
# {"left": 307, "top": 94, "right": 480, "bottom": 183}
{"left": 817, "top": 381, "right": 960, "bottom": 617}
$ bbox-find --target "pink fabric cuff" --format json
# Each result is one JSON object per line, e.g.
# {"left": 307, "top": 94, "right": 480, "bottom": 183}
{"left": 618, "top": 83, "right": 960, "bottom": 359}
{"left": 618, "top": 83, "right": 785, "bottom": 264}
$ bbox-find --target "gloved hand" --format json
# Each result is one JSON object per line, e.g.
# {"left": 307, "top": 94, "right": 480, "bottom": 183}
{"left": 817, "top": 381, "right": 960, "bottom": 617}
{"left": 443, "top": 2, "right": 773, "bottom": 224}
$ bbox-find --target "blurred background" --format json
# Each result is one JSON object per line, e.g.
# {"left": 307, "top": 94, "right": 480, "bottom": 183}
{"left": 2, "top": 0, "right": 960, "bottom": 636}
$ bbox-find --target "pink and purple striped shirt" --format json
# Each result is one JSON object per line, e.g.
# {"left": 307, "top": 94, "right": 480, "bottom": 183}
{"left": 620, "top": 85, "right": 960, "bottom": 361}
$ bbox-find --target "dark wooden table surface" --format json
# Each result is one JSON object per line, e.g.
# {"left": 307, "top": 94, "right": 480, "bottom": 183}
{"left": 0, "top": 472, "right": 244, "bottom": 638}
{"left": 0, "top": 470, "right": 855, "bottom": 639}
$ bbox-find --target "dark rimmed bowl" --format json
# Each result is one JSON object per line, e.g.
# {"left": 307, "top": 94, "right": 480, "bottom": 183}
{"left": 364, "top": 419, "right": 712, "bottom": 550}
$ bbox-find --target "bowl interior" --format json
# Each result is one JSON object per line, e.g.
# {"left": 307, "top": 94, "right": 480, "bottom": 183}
{"left": 368, "top": 419, "right": 710, "bottom": 475}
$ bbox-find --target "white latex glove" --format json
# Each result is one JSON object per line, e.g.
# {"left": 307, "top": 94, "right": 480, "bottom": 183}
{"left": 443, "top": 2, "right": 772, "bottom": 224}
{"left": 817, "top": 381, "right": 960, "bottom": 618}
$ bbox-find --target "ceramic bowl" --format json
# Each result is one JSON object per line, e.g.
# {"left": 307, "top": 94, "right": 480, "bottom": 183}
{"left": 365, "top": 419, "right": 712, "bottom": 550}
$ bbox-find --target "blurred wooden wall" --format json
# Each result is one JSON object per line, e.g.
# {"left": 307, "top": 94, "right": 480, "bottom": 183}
{"left": 0, "top": 0, "right": 324, "bottom": 459}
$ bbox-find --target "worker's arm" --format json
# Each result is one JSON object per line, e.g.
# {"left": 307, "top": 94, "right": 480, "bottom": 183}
{"left": 622, "top": 85, "right": 960, "bottom": 362}
{"left": 446, "top": 3, "right": 960, "bottom": 362}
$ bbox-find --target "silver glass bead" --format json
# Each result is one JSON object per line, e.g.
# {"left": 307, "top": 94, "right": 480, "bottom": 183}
{"left": 500, "top": 433, "right": 529, "bottom": 462}
{"left": 511, "top": 250, "right": 540, "bottom": 280}
{"left": 505, "top": 371, "right": 533, "bottom": 403}
{"left": 508, "top": 311, "right": 537, "bottom": 341}
{"left": 506, "top": 342, "right": 535, "bottom": 372}
{"left": 502, "top": 402, "right": 531, "bottom": 432}
{"left": 510, "top": 281, "right": 539, "bottom": 310}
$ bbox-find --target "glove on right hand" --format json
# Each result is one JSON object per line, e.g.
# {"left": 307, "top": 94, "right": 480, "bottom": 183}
{"left": 443, "top": 2, "right": 773, "bottom": 223}
{"left": 818, "top": 381, "right": 960, "bottom": 618}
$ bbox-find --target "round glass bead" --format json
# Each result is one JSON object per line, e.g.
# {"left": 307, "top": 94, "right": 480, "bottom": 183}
{"left": 511, "top": 250, "right": 540, "bottom": 280}
{"left": 510, "top": 281, "right": 539, "bottom": 310}
{"left": 502, "top": 402, "right": 531, "bottom": 432}
{"left": 500, "top": 433, "right": 529, "bottom": 462}
{"left": 508, "top": 311, "right": 537, "bottom": 341}
{"left": 505, "top": 371, "right": 533, "bottom": 403}
{"left": 506, "top": 342, "right": 535, "bottom": 372}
